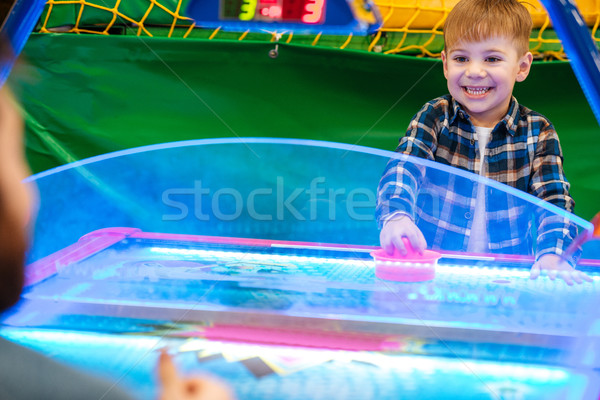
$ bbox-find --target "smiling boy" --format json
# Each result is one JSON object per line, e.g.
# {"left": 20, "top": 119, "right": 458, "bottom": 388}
{"left": 376, "top": 0, "right": 590, "bottom": 284}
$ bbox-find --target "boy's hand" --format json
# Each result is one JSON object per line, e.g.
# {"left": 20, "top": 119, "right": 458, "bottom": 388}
{"left": 380, "top": 214, "right": 427, "bottom": 255}
{"left": 529, "top": 254, "right": 593, "bottom": 285}
{"left": 158, "top": 350, "right": 235, "bottom": 400}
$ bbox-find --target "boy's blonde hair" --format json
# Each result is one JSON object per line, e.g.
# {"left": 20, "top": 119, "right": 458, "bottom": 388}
{"left": 444, "top": 0, "right": 532, "bottom": 55}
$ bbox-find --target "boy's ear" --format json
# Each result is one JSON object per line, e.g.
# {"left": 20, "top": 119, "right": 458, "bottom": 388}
{"left": 441, "top": 50, "right": 448, "bottom": 79}
{"left": 516, "top": 51, "right": 533, "bottom": 82}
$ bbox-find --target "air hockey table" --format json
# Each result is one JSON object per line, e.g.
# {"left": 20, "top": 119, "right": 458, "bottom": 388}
{"left": 2, "top": 138, "right": 600, "bottom": 399}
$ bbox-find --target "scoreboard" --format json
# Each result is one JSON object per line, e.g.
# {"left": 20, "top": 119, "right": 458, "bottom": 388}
{"left": 187, "top": 0, "right": 381, "bottom": 34}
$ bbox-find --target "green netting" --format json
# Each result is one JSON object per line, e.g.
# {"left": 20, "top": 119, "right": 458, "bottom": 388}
{"left": 34, "top": 0, "right": 600, "bottom": 58}
{"left": 39, "top": 0, "right": 192, "bottom": 34}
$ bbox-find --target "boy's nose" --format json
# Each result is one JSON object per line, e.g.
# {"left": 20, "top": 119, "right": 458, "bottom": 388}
{"left": 466, "top": 62, "right": 486, "bottom": 78}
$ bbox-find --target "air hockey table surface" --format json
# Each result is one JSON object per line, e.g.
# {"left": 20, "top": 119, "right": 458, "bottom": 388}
{"left": 2, "top": 139, "right": 600, "bottom": 399}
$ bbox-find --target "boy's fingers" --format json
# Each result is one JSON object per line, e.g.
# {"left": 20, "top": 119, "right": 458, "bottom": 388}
{"left": 574, "top": 270, "right": 593, "bottom": 283}
{"left": 582, "top": 272, "right": 594, "bottom": 283}
{"left": 405, "top": 233, "right": 423, "bottom": 254}
{"left": 571, "top": 271, "right": 583, "bottom": 285}
{"left": 415, "top": 231, "right": 427, "bottom": 254}
{"left": 558, "top": 270, "right": 573, "bottom": 286}
{"left": 380, "top": 223, "right": 403, "bottom": 255}
{"left": 529, "top": 264, "right": 540, "bottom": 280}
{"left": 381, "top": 236, "right": 396, "bottom": 255}
{"left": 379, "top": 218, "right": 427, "bottom": 256}
{"left": 379, "top": 231, "right": 394, "bottom": 255}
{"left": 392, "top": 236, "right": 407, "bottom": 255}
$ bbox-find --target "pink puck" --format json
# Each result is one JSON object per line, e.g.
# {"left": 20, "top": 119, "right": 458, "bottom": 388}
{"left": 371, "top": 238, "right": 441, "bottom": 282}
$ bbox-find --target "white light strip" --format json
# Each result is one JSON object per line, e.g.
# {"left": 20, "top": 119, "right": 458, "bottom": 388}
{"left": 271, "top": 243, "right": 374, "bottom": 253}
{"left": 437, "top": 265, "right": 531, "bottom": 279}
{"left": 149, "top": 247, "right": 371, "bottom": 268}
{"left": 445, "top": 254, "right": 496, "bottom": 261}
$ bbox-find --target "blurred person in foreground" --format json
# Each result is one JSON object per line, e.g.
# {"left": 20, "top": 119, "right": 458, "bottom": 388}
{"left": 0, "top": 35, "right": 234, "bottom": 400}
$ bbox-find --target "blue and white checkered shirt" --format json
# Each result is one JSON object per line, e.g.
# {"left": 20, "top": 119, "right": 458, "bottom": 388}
{"left": 376, "top": 94, "right": 577, "bottom": 259}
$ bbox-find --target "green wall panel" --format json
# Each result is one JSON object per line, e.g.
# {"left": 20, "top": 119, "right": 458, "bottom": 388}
{"left": 10, "top": 33, "right": 600, "bottom": 220}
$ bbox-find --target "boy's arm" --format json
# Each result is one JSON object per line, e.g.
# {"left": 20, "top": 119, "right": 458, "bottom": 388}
{"left": 375, "top": 103, "right": 439, "bottom": 228}
{"left": 376, "top": 103, "right": 440, "bottom": 253}
{"left": 529, "top": 123, "right": 579, "bottom": 263}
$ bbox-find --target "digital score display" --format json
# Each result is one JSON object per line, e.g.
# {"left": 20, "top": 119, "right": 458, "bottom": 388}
{"left": 221, "top": 0, "right": 326, "bottom": 25}
{"left": 187, "top": 0, "right": 381, "bottom": 35}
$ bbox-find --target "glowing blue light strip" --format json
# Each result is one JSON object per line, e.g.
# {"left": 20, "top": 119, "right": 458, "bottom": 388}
{"left": 0, "top": 328, "right": 162, "bottom": 349}
{"left": 1, "top": 328, "right": 571, "bottom": 382}
{"left": 148, "top": 246, "right": 372, "bottom": 268}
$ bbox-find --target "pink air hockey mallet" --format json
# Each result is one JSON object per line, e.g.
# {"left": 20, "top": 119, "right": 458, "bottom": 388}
{"left": 371, "top": 237, "right": 442, "bottom": 282}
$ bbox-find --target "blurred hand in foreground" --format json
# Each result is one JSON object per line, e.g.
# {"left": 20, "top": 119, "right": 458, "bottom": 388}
{"left": 158, "top": 350, "right": 235, "bottom": 400}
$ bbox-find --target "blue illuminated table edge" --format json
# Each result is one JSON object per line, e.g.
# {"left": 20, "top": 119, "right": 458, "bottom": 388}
{"left": 24, "top": 227, "right": 600, "bottom": 288}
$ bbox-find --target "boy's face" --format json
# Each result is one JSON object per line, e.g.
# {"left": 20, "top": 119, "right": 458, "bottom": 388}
{"left": 441, "top": 36, "right": 533, "bottom": 127}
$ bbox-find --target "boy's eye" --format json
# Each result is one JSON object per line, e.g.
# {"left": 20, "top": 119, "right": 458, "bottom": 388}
{"left": 453, "top": 56, "right": 467, "bottom": 62}
{"left": 486, "top": 57, "right": 501, "bottom": 62}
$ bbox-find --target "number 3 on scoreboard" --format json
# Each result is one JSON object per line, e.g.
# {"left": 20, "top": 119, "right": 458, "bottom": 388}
{"left": 302, "top": 0, "right": 325, "bottom": 24}
{"left": 239, "top": 0, "right": 257, "bottom": 21}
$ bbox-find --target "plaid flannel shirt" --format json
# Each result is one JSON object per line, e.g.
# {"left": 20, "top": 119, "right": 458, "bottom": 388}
{"left": 376, "top": 94, "right": 577, "bottom": 260}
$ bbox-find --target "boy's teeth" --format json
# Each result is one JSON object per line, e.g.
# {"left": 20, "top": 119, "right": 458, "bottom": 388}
{"left": 465, "top": 87, "right": 489, "bottom": 95}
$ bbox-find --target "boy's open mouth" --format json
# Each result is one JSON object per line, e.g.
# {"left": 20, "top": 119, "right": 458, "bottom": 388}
{"left": 463, "top": 86, "right": 491, "bottom": 96}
